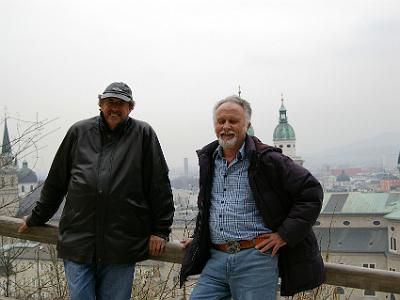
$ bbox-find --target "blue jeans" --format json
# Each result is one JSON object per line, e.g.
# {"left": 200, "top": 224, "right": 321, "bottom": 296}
{"left": 64, "top": 260, "right": 135, "bottom": 300}
{"left": 190, "top": 248, "right": 278, "bottom": 300}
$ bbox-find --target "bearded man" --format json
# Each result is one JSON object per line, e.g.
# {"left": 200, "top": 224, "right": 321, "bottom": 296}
{"left": 180, "top": 95, "right": 324, "bottom": 299}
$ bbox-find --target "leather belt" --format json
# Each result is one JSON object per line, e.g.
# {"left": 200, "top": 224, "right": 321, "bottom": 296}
{"left": 214, "top": 236, "right": 268, "bottom": 254}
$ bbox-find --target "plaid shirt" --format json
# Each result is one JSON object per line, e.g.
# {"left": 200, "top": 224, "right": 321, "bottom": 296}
{"left": 209, "top": 142, "right": 271, "bottom": 244}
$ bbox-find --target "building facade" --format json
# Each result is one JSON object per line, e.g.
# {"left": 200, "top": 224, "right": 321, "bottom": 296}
{"left": 314, "top": 192, "right": 400, "bottom": 300}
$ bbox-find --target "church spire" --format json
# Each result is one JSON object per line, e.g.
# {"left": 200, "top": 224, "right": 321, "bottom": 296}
{"left": 2, "top": 116, "right": 12, "bottom": 156}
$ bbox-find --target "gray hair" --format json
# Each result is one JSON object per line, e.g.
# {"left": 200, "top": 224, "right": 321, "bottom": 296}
{"left": 213, "top": 95, "right": 252, "bottom": 123}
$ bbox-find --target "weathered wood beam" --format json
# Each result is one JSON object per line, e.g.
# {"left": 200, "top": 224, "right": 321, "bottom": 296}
{"left": 1, "top": 216, "right": 399, "bottom": 294}
{"left": 0, "top": 216, "right": 57, "bottom": 244}
{"left": 324, "top": 262, "right": 400, "bottom": 294}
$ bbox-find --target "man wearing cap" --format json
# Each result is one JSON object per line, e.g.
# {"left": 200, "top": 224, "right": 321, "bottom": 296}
{"left": 180, "top": 95, "right": 324, "bottom": 299}
{"left": 19, "top": 82, "right": 174, "bottom": 300}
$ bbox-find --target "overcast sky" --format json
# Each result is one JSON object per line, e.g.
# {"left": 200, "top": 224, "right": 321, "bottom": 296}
{"left": 1, "top": 0, "right": 399, "bottom": 174}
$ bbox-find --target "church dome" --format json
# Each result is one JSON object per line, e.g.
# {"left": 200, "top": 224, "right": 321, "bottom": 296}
{"left": 273, "top": 123, "right": 296, "bottom": 141}
{"left": 18, "top": 161, "right": 38, "bottom": 184}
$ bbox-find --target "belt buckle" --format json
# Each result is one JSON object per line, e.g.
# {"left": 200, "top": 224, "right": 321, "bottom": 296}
{"left": 226, "top": 241, "right": 241, "bottom": 253}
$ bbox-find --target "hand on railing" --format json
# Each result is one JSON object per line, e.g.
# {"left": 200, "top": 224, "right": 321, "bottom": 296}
{"left": 18, "top": 216, "right": 29, "bottom": 233}
{"left": 149, "top": 235, "right": 166, "bottom": 256}
{"left": 180, "top": 238, "right": 193, "bottom": 249}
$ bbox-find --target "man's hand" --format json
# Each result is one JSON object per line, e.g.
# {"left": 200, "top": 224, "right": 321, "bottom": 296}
{"left": 255, "top": 232, "right": 287, "bottom": 257}
{"left": 180, "top": 238, "right": 193, "bottom": 249}
{"left": 18, "top": 216, "right": 29, "bottom": 233}
{"left": 149, "top": 235, "right": 166, "bottom": 256}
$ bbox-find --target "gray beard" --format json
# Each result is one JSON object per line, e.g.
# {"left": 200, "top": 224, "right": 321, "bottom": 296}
{"left": 218, "top": 136, "right": 238, "bottom": 149}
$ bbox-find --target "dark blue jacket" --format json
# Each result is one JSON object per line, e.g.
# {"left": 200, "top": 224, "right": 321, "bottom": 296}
{"left": 180, "top": 135, "right": 324, "bottom": 296}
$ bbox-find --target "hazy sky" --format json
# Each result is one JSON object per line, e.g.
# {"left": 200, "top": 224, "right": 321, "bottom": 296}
{"left": 1, "top": 0, "right": 399, "bottom": 174}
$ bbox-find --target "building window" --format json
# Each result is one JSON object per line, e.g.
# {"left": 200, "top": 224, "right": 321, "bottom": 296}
{"left": 287, "top": 144, "right": 291, "bottom": 148}
{"left": 362, "top": 263, "right": 376, "bottom": 296}
{"left": 335, "top": 287, "right": 344, "bottom": 295}
{"left": 21, "top": 186, "right": 25, "bottom": 193}
{"left": 373, "top": 220, "right": 380, "bottom": 226}
{"left": 391, "top": 226, "right": 395, "bottom": 231}
{"left": 389, "top": 268, "right": 396, "bottom": 272}
{"left": 30, "top": 185, "right": 33, "bottom": 191}
{"left": 343, "top": 221, "right": 351, "bottom": 226}
{"left": 390, "top": 237, "right": 397, "bottom": 251}
{"left": 364, "top": 289, "right": 376, "bottom": 296}
{"left": 279, "top": 145, "right": 283, "bottom": 148}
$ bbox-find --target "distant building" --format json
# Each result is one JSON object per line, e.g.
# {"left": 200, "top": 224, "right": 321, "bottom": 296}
{"left": 314, "top": 192, "right": 400, "bottom": 300}
{"left": 0, "top": 118, "right": 19, "bottom": 216}
{"left": 272, "top": 96, "right": 304, "bottom": 165}
{"left": 183, "top": 158, "right": 189, "bottom": 177}
{"left": 1, "top": 117, "right": 39, "bottom": 216}
{"left": 335, "top": 170, "right": 352, "bottom": 192}
{"left": 18, "top": 160, "right": 39, "bottom": 197}
{"left": 398, "top": 151, "right": 400, "bottom": 173}
{"left": 379, "top": 173, "right": 400, "bottom": 192}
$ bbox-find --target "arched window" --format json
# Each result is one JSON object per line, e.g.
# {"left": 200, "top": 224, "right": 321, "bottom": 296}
{"left": 335, "top": 287, "right": 344, "bottom": 295}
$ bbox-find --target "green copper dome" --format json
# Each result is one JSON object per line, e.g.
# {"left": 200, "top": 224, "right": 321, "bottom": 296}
{"left": 273, "top": 100, "right": 296, "bottom": 141}
{"left": 273, "top": 123, "right": 296, "bottom": 141}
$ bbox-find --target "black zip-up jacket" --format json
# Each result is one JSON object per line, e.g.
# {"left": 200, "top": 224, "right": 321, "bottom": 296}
{"left": 27, "top": 114, "right": 174, "bottom": 264}
{"left": 180, "top": 135, "right": 324, "bottom": 296}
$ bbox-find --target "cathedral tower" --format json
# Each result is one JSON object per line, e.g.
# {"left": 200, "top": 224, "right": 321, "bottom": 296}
{"left": 273, "top": 96, "right": 304, "bottom": 165}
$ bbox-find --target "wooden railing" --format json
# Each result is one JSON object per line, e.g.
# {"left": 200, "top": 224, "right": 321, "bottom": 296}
{"left": 0, "top": 216, "right": 399, "bottom": 295}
